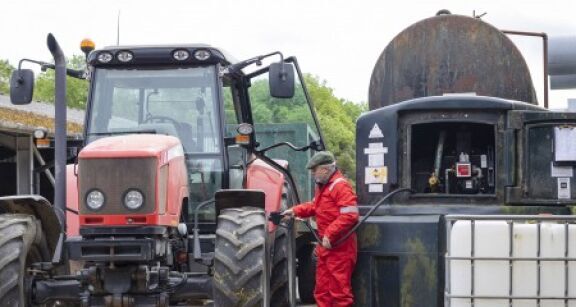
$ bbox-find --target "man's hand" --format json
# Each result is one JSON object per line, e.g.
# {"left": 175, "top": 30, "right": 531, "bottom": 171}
{"left": 281, "top": 208, "right": 294, "bottom": 222}
{"left": 322, "top": 236, "right": 332, "bottom": 249}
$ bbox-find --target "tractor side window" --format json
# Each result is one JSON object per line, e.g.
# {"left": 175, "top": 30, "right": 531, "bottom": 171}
{"left": 223, "top": 85, "right": 239, "bottom": 136}
{"left": 247, "top": 66, "right": 321, "bottom": 201}
{"left": 223, "top": 83, "right": 245, "bottom": 189}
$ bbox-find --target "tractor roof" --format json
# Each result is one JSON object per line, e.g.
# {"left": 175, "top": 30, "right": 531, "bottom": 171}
{"left": 89, "top": 44, "right": 238, "bottom": 67}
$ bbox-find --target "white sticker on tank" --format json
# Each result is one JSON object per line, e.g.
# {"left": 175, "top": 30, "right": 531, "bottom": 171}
{"left": 368, "top": 154, "right": 384, "bottom": 167}
{"left": 481, "top": 155, "right": 487, "bottom": 168}
{"left": 551, "top": 162, "right": 573, "bottom": 177}
{"left": 558, "top": 177, "right": 571, "bottom": 199}
{"left": 369, "top": 123, "right": 384, "bottom": 139}
{"left": 364, "top": 143, "right": 388, "bottom": 154}
{"left": 368, "top": 184, "right": 384, "bottom": 193}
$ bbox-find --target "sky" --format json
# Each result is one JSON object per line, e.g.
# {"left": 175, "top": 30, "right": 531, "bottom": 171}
{"left": 1, "top": 0, "right": 575, "bottom": 108}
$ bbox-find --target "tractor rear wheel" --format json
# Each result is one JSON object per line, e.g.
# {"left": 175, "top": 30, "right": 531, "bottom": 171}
{"left": 213, "top": 207, "right": 268, "bottom": 307}
{"left": 297, "top": 243, "right": 317, "bottom": 304}
{"left": 270, "top": 225, "right": 290, "bottom": 306}
{"left": 0, "top": 214, "right": 43, "bottom": 306}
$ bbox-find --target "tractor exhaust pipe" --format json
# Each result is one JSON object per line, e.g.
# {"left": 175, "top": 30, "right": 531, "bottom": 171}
{"left": 47, "top": 33, "right": 67, "bottom": 230}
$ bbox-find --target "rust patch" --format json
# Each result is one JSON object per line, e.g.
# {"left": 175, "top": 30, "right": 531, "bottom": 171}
{"left": 369, "top": 14, "right": 537, "bottom": 110}
{"left": 358, "top": 223, "right": 381, "bottom": 249}
{"left": 400, "top": 238, "right": 436, "bottom": 307}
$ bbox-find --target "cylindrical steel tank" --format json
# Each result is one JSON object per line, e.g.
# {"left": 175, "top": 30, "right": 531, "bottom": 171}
{"left": 369, "top": 13, "right": 537, "bottom": 110}
{"left": 549, "top": 36, "right": 576, "bottom": 89}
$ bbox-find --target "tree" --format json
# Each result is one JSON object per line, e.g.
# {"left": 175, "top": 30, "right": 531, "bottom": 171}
{"left": 248, "top": 74, "right": 367, "bottom": 182}
{"left": 34, "top": 55, "right": 88, "bottom": 109}
{"left": 303, "top": 75, "right": 367, "bottom": 181}
{"left": 0, "top": 60, "right": 14, "bottom": 95}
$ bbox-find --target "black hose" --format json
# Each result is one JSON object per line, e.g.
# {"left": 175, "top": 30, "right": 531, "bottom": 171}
{"left": 332, "top": 188, "right": 412, "bottom": 247}
{"left": 280, "top": 188, "right": 413, "bottom": 248}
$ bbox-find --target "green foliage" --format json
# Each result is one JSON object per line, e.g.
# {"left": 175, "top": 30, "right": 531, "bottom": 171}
{"left": 0, "top": 59, "right": 14, "bottom": 95}
{"left": 303, "top": 75, "right": 367, "bottom": 180}
{"left": 33, "top": 55, "right": 88, "bottom": 109}
{"left": 248, "top": 74, "right": 366, "bottom": 181}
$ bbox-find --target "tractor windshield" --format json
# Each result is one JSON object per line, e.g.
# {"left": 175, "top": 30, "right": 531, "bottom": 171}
{"left": 87, "top": 66, "right": 221, "bottom": 154}
{"left": 87, "top": 66, "right": 226, "bottom": 214}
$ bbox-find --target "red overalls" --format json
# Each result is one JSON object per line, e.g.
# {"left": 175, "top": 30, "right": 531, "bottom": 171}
{"left": 293, "top": 170, "right": 359, "bottom": 307}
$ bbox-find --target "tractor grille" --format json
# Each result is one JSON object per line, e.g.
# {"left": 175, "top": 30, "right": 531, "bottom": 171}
{"left": 79, "top": 158, "right": 157, "bottom": 215}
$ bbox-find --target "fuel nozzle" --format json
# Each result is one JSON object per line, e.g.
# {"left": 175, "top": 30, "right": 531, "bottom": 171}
{"left": 428, "top": 172, "right": 440, "bottom": 192}
{"left": 269, "top": 211, "right": 286, "bottom": 226}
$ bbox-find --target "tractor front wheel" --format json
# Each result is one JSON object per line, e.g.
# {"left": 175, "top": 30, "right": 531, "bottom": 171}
{"left": 213, "top": 206, "right": 268, "bottom": 307}
{"left": 0, "top": 214, "right": 43, "bottom": 306}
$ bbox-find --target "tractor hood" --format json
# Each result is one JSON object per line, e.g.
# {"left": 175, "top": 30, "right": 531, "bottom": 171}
{"left": 79, "top": 134, "right": 182, "bottom": 160}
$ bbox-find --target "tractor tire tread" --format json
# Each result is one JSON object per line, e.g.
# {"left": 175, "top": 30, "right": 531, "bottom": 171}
{"left": 0, "top": 214, "right": 39, "bottom": 307}
{"left": 213, "top": 207, "right": 266, "bottom": 307}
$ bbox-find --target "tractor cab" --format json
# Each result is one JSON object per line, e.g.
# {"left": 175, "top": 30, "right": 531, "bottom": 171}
{"left": 82, "top": 45, "right": 325, "bottom": 230}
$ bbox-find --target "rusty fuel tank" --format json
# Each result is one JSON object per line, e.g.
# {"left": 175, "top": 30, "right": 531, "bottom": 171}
{"left": 368, "top": 12, "right": 538, "bottom": 110}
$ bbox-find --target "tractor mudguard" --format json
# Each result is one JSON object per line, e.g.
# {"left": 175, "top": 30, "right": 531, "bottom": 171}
{"left": 0, "top": 195, "right": 62, "bottom": 256}
{"left": 66, "top": 164, "right": 80, "bottom": 236}
{"left": 247, "top": 159, "right": 285, "bottom": 213}
{"left": 214, "top": 189, "right": 265, "bottom": 217}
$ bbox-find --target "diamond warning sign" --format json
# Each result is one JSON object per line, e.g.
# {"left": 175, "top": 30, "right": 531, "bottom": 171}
{"left": 365, "top": 167, "right": 388, "bottom": 184}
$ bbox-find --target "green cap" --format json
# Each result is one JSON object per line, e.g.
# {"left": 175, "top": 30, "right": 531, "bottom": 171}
{"left": 306, "top": 151, "right": 335, "bottom": 169}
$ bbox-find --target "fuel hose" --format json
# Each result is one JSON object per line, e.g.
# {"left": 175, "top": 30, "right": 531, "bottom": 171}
{"left": 272, "top": 188, "right": 413, "bottom": 248}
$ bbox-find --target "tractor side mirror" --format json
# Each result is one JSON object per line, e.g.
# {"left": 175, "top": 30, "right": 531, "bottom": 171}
{"left": 10, "top": 69, "right": 35, "bottom": 105}
{"left": 269, "top": 62, "right": 295, "bottom": 98}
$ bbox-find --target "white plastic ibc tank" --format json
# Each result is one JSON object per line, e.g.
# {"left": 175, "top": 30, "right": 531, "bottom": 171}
{"left": 448, "top": 220, "right": 576, "bottom": 307}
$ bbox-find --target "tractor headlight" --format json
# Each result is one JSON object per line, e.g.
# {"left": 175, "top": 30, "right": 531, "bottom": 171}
{"left": 97, "top": 52, "right": 113, "bottom": 63}
{"left": 194, "top": 49, "right": 211, "bottom": 61}
{"left": 237, "top": 123, "right": 254, "bottom": 135}
{"left": 86, "top": 190, "right": 105, "bottom": 210}
{"left": 116, "top": 51, "right": 134, "bottom": 62}
{"left": 123, "top": 189, "right": 144, "bottom": 210}
{"left": 173, "top": 49, "right": 190, "bottom": 61}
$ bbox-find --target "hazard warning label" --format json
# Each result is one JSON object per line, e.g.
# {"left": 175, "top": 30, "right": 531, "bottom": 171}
{"left": 365, "top": 167, "right": 388, "bottom": 184}
{"left": 369, "top": 123, "right": 384, "bottom": 139}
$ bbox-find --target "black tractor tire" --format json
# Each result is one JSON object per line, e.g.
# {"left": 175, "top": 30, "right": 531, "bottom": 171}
{"left": 213, "top": 207, "right": 268, "bottom": 307}
{"left": 297, "top": 244, "right": 317, "bottom": 304}
{"left": 0, "top": 214, "right": 43, "bottom": 307}
{"left": 270, "top": 225, "right": 290, "bottom": 307}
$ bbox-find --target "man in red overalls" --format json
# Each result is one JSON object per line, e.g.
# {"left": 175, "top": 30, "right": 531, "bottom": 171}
{"left": 284, "top": 151, "right": 358, "bottom": 307}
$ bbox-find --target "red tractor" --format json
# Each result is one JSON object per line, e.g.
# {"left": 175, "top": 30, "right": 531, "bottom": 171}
{"left": 2, "top": 34, "right": 324, "bottom": 306}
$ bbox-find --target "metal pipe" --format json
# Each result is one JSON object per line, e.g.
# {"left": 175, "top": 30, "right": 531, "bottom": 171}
{"left": 471, "top": 220, "right": 476, "bottom": 307}
{"left": 32, "top": 145, "right": 55, "bottom": 187}
{"left": 502, "top": 30, "right": 549, "bottom": 109}
{"left": 446, "top": 215, "right": 576, "bottom": 221}
{"left": 565, "top": 222, "right": 569, "bottom": 307}
{"left": 446, "top": 294, "right": 576, "bottom": 300}
{"left": 445, "top": 168, "right": 452, "bottom": 194}
{"left": 508, "top": 221, "right": 513, "bottom": 307}
{"left": 447, "top": 256, "right": 576, "bottom": 261}
{"left": 537, "top": 222, "right": 541, "bottom": 307}
{"left": 47, "top": 33, "right": 67, "bottom": 230}
{"left": 446, "top": 219, "right": 453, "bottom": 307}
{"left": 434, "top": 131, "right": 446, "bottom": 178}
